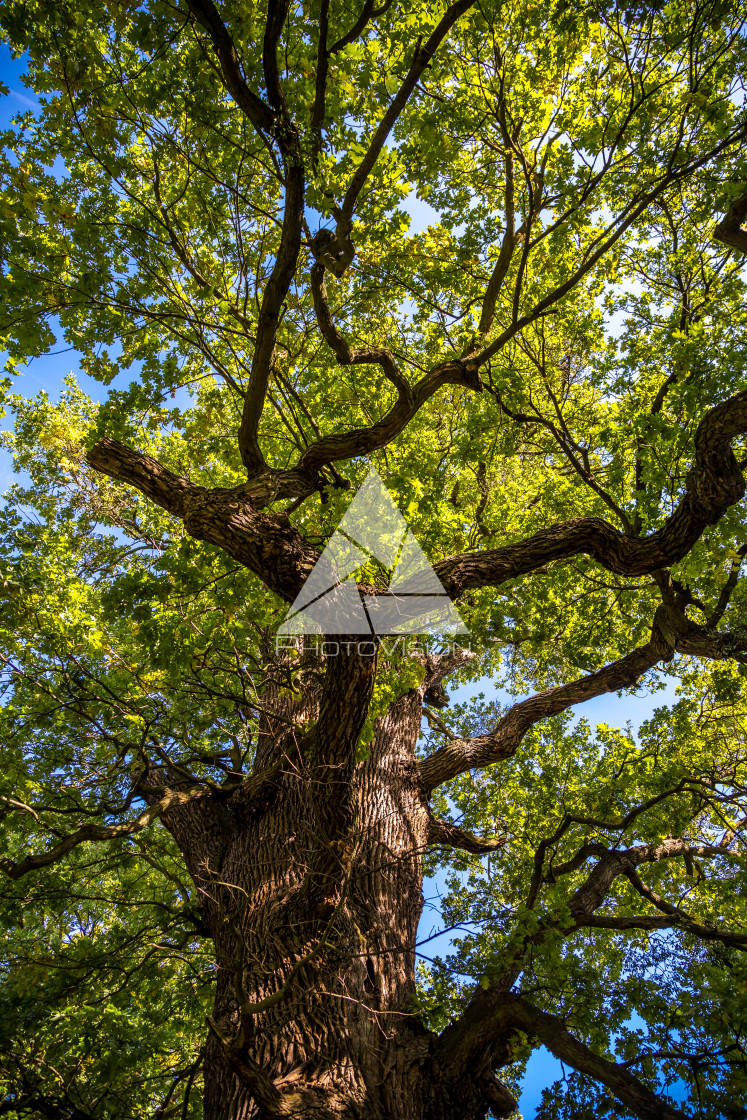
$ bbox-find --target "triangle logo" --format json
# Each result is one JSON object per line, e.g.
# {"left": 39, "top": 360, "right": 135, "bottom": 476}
{"left": 278, "top": 467, "right": 468, "bottom": 636}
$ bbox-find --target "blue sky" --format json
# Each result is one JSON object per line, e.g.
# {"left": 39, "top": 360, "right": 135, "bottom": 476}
{"left": 0, "top": 40, "right": 689, "bottom": 1119}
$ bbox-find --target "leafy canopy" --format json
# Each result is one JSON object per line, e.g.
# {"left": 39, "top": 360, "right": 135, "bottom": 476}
{"left": 1, "top": 0, "right": 747, "bottom": 1115}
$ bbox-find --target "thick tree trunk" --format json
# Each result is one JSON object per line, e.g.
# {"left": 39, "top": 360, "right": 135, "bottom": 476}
{"left": 159, "top": 650, "right": 499, "bottom": 1120}
{"left": 203, "top": 682, "right": 432, "bottom": 1120}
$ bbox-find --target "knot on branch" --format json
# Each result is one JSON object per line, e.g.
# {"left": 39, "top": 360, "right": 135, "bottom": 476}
{"left": 714, "top": 190, "right": 747, "bottom": 255}
{"left": 458, "top": 358, "right": 483, "bottom": 392}
{"left": 311, "top": 227, "right": 355, "bottom": 277}
{"left": 652, "top": 603, "right": 686, "bottom": 654}
{"left": 424, "top": 680, "right": 450, "bottom": 709}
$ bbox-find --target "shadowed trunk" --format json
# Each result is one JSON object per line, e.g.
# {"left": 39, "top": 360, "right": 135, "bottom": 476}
{"left": 158, "top": 649, "right": 498, "bottom": 1120}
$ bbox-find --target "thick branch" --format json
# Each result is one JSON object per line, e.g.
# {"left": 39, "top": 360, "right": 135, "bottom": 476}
{"left": 185, "top": 0, "right": 275, "bottom": 135}
{"left": 435, "top": 389, "right": 747, "bottom": 597}
{"left": 477, "top": 225, "right": 522, "bottom": 338}
{"left": 427, "top": 816, "right": 505, "bottom": 853}
{"left": 566, "top": 837, "right": 701, "bottom": 919}
{"left": 86, "top": 436, "right": 199, "bottom": 515}
{"left": 262, "top": 0, "right": 292, "bottom": 118}
{"left": 298, "top": 356, "right": 481, "bottom": 471}
{"left": 187, "top": 0, "right": 305, "bottom": 473}
{"left": 478, "top": 1074, "right": 517, "bottom": 1119}
{"left": 478, "top": 153, "right": 524, "bottom": 338}
{"left": 436, "top": 988, "right": 687, "bottom": 1120}
{"left": 579, "top": 912, "right": 747, "bottom": 949}
{"left": 90, "top": 381, "right": 747, "bottom": 640}
{"left": 310, "top": 0, "right": 330, "bottom": 157}
{"left": 507, "top": 997, "right": 688, "bottom": 1120}
{"left": 547, "top": 837, "right": 747, "bottom": 953}
{"left": 420, "top": 596, "right": 747, "bottom": 794}
{"left": 238, "top": 152, "right": 304, "bottom": 473}
{"left": 675, "top": 620, "right": 747, "bottom": 661}
{"left": 86, "top": 438, "right": 320, "bottom": 602}
{"left": 714, "top": 190, "right": 747, "bottom": 255}
{"left": 328, "top": 0, "right": 394, "bottom": 54}
{"left": 418, "top": 608, "right": 676, "bottom": 790}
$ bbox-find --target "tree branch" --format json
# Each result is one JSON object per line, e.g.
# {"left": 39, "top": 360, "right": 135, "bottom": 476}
{"left": 472, "top": 120, "right": 747, "bottom": 369}
{"left": 239, "top": 163, "right": 304, "bottom": 474}
{"left": 419, "top": 599, "right": 747, "bottom": 795}
{"left": 507, "top": 997, "right": 689, "bottom": 1120}
{"left": 297, "top": 355, "right": 481, "bottom": 471}
{"left": 478, "top": 150, "right": 525, "bottom": 338}
{"left": 714, "top": 190, "right": 747, "bottom": 255}
{"left": 427, "top": 815, "right": 505, "bottom": 853}
{"left": 184, "top": 0, "right": 276, "bottom": 136}
{"left": 544, "top": 836, "right": 747, "bottom": 953}
{"left": 418, "top": 606, "right": 678, "bottom": 790}
{"left": 334, "top": 0, "right": 475, "bottom": 250}
{"left": 578, "top": 911, "right": 747, "bottom": 949}
{"left": 186, "top": 0, "right": 305, "bottom": 474}
{"left": 89, "top": 379, "right": 747, "bottom": 658}
{"left": 86, "top": 438, "right": 320, "bottom": 602}
{"left": 310, "top": 0, "right": 330, "bottom": 160}
{"left": 0, "top": 781, "right": 239, "bottom": 881}
{"left": 434, "top": 389, "right": 747, "bottom": 597}
{"left": 310, "top": 259, "right": 413, "bottom": 400}
{"left": 328, "top": 0, "right": 395, "bottom": 55}
{"left": 619, "top": 864, "right": 747, "bottom": 950}
{"left": 675, "top": 620, "right": 747, "bottom": 661}
{"left": 301, "top": 137, "right": 747, "bottom": 471}
{"left": 705, "top": 542, "right": 747, "bottom": 628}
{"left": 261, "top": 0, "right": 292, "bottom": 118}
{"left": 435, "top": 987, "right": 688, "bottom": 1120}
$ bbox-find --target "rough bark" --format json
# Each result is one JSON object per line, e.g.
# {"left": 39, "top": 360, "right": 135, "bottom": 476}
{"left": 113, "top": 637, "right": 700, "bottom": 1120}
{"left": 155, "top": 653, "right": 442, "bottom": 1120}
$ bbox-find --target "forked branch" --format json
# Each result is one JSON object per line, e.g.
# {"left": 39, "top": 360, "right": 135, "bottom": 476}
{"left": 335, "top": 0, "right": 475, "bottom": 245}
{"left": 435, "top": 989, "right": 687, "bottom": 1120}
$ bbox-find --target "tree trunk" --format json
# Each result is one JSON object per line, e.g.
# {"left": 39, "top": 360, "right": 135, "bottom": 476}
{"left": 157, "top": 649, "right": 501, "bottom": 1120}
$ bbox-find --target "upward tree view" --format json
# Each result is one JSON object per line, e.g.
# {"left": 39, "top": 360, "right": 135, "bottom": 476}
{"left": 1, "top": 0, "right": 747, "bottom": 1117}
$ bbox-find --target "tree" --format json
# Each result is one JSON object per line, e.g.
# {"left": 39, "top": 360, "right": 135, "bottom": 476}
{"left": 1, "top": 0, "right": 747, "bottom": 1115}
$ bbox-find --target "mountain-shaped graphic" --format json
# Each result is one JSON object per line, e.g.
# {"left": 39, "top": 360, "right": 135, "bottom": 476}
{"left": 277, "top": 467, "right": 468, "bottom": 636}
